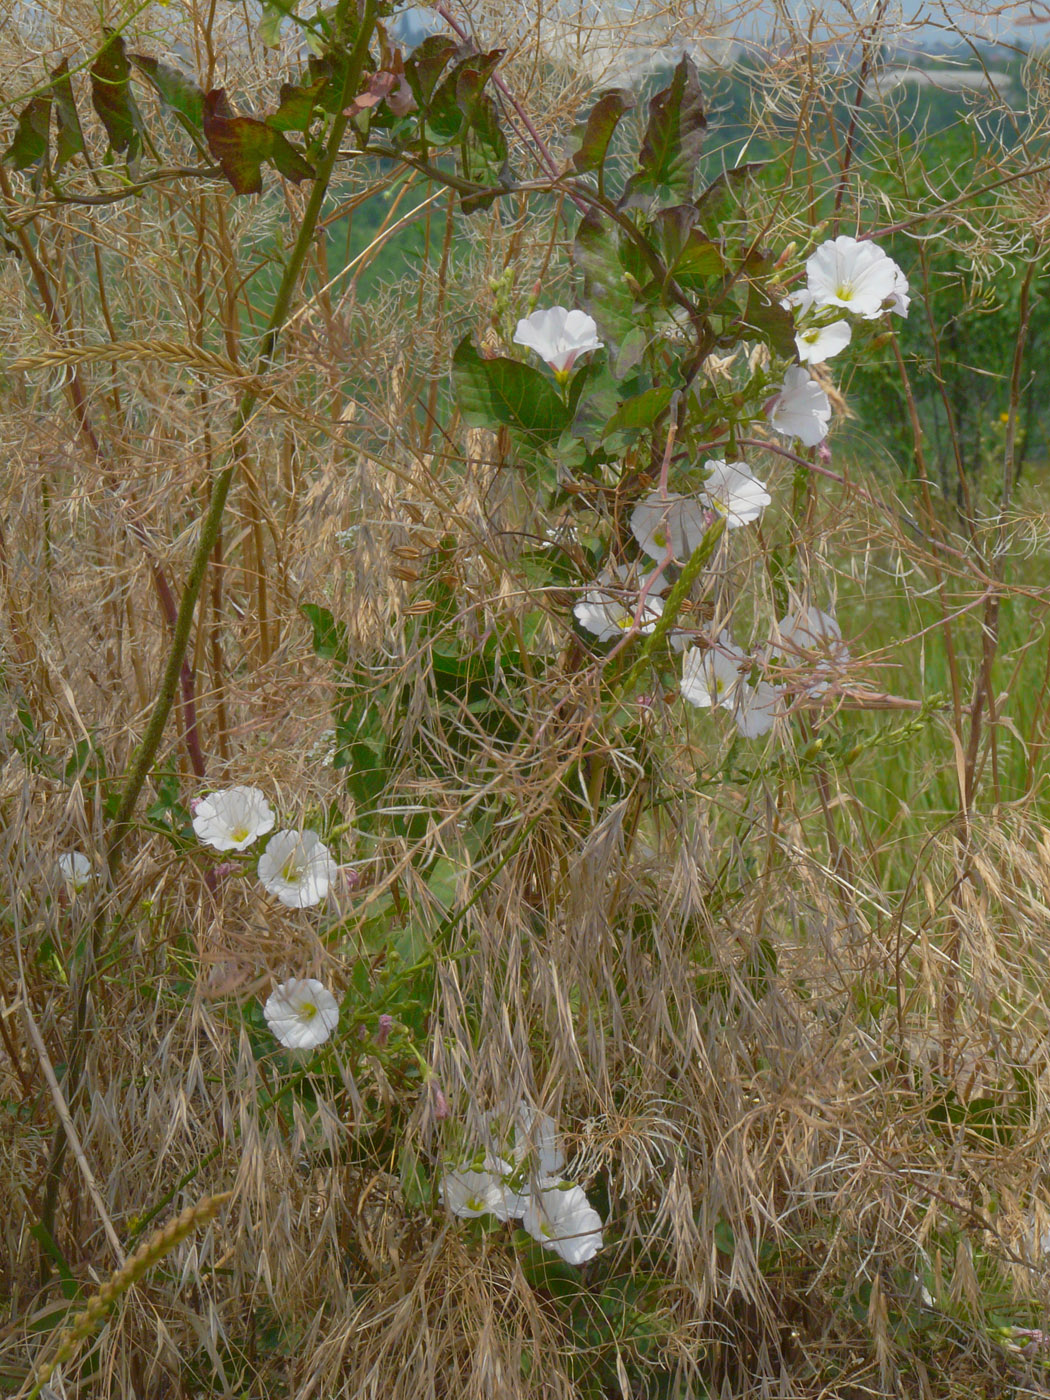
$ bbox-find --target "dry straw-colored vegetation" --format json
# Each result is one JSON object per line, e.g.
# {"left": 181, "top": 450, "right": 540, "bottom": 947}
{"left": 4, "top": 0, "right": 1050, "bottom": 1395}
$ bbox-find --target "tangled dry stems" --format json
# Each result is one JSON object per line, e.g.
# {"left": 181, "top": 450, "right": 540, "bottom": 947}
{"left": 3, "top": 0, "right": 1050, "bottom": 1397}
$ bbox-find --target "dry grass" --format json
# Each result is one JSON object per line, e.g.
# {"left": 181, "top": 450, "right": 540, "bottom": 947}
{"left": 3, "top": 0, "right": 1050, "bottom": 1397}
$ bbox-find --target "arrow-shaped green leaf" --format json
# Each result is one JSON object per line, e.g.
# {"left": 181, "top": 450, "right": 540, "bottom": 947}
{"left": 453, "top": 337, "right": 570, "bottom": 444}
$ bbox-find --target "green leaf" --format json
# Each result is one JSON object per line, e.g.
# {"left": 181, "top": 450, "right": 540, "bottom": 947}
{"left": 460, "top": 89, "right": 509, "bottom": 203}
{"left": 301, "top": 602, "right": 348, "bottom": 661}
{"left": 51, "top": 60, "right": 85, "bottom": 169}
{"left": 602, "top": 383, "right": 675, "bottom": 439}
{"left": 573, "top": 208, "right": 637, "bottom": 350}
{"left": 734, "top": 250, "right": 795, "bottom": 356}
{"left": 4, "top": 94, "right": 51, "bottom": 171}
{"left": 258, "top": 3, "right": 287, "bottom": 47}
{"left": 653, "top": 205, "right": 725, "bottom": 290}
{"left": 203, "top": 88, "right": 314, "bottom": 192}
{"left": 404, "top": 34, "right": 460, "bottom": 108}
{"left": 268, "top": 129, "right": 316, "bottom": 182}
{"left": 90, "top": 30, "right": 144, "bottom": 158}
{"left": 452, "top": 337, "right": 570, "bottom": 444}
{"left": 399, "top": 1145, "right": 431, "bottom": 1209}
{"left": 30, "top": 1223, "right": 79, "bottom": 1300}
{"left": 570, "top": 87, "right": 633, "bottom": 175}
{"left": 203, "top": 90, "right": 272, "bottom": 193}
{"left": 670, "top": 232, "right": 724, "bottom": 287}
{"left": 307, "top": 50, "right": 353, "bottom": 114}
{"left": 464, "top": 89, "right": 506, "bottom": 163}
{"left": 130, "top": 53, "right": 205, "bottom": 129}
{"left": 453, "top": 47, "right": 504, "bottom": 120}
{"left": 568, "top": 364, "right": 623, "bottom": 449}
{"left": 620, "top": 54, "right": 705, "bottom": 210}
{"left": 743, "top": 276, "right": 796, "bottom": 357}
{"left": 267, "top": 76, "right": 326, "bottom": 131}
{"left": 693, "top": 161, "right": 765, "bottom": 238}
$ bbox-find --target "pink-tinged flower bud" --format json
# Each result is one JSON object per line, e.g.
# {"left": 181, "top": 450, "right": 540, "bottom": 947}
{"left": 203, "top": 864, "right": 232, "bottom": 894}
{"left": 343, "top": 866, "right": 363, "bottom": 891}
{"left": 431, "top": 1084, "right": 451, "bottom": 1121}
{"left": 189, "top": 796, "right": 204, "bottom": 816}
{"left": 375, "top": 1013, "right": 393, "bottom": 1046}
{"left": 818, "top": 441, "right": 832, "bottom": 464}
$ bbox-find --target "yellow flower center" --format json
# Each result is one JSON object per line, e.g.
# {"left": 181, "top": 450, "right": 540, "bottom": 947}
{"left": 281, "top": 857, "right": 304, "bottom": 882}
{"left": 298, "top": 1001, "right": 318, "bottom": 1021}
{"left": 231, "top": 825, "right": 250, "bottom": 843}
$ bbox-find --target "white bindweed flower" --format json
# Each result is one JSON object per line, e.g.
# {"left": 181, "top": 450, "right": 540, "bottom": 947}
{"left": 731, "top": 679, "right": 784, "bottom": 737}
{"left": 574, "top": 566, "right": 664, "bottom": 642}
{"left": 887, "top": 265, "right": 910, "bottom": 317}
{"left": 776, "top": 606, "right": 849, "bottom": 696}
{"left": 263, "top": 977, "right": 340, "bottom": 1049}
{"left": 258, "top": 829, "right": 338, "bottom": 908}
{"left": 522, "top": 1180, "right": 604, "bottom": 1265}
{"left": 630, "top": 491, "right": 711, "bottom": 562}
{"left": 192, "top": 785, "right": 276, "bottom": 851}
{"left": 805, "top": 235, "right": 902, "bottom": 318}
{"left": 767, "top": 366, "right": 831, "bottom": 447}
{"left": 795, "top": 318, "right": 852, "bottom": 365}
{"left": 680, "top": 636, "right": 747, "bottom": 710}
{"left": 699, "top": 459, "right": 771, "bottom": 527}
{"left": 513, "top": 306, "right": 603, "bottom": 377}
{"left": 782, "top": 287, "right": 814, "bottom": 316}
{"left": 57, "top": 851, "right": 94, "bottom": 892}
{"left": 441, "top": 1157, "right": 528, "bottom": 1221}
{"left": 515, "top": 1104, "right": 567, "bottom": 1181}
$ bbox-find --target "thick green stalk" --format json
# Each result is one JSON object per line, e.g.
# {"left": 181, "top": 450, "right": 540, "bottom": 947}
{"left": 38, "top": 0, "right": 377, "bottom": 1274}
{"left": 109, "top": 0, "right": 376, "bottom": 862}
{"left": 617, "top": 518, "right": 726, "bottom": 696}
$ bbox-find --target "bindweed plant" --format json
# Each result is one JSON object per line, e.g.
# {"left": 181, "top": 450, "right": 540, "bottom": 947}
{"left": 5, "top": 1, "right": 1050, "bottom": 1397}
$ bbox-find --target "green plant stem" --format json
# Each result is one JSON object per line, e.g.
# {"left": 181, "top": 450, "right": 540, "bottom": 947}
{"left": 616, "top": 518, "right": 727, "bottom": 696}
{"left": 39, "top": 0, "right": 377, "bottom": 1277}
{"left": 108, "top": 0, "right": 376, "bottom": 865}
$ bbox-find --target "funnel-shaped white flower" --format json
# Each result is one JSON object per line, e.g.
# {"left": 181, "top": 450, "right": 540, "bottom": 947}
{"left": 441, "top": 1157, "right": 528, "bottom": 1221}
{"left": 522, "top": 1180, "right": 604, "bottom": 1265}
{"left": 57, "top": 851, "right": 94, "bottom": 892}
{"left": 193, "top": 785, "right": 275, "bottom": 851}
{"left": 888, "top": 265, "right": 910, "bottom": 317}
{"left": 731, "top": 679, "right": 783, "bottom": 737}
{"left": 806, "top": 235, "right": 901, "bottom": 319}
{"left": 513, "top": 307, "right": 602, "bottom": 375}
{"left": 574, "top": 565, "right": 664, "bottom": 641}
{"left": 795, "top": 318, "right": 852, "bottom": 365}
{"left": 680, "top": 637, "right": 746, "bottom": 710}
{"left": 630, "top": 491, "right": 711, "bottom": 562}
{"left": 699, "top": 460, "right": 771, "bottom": 527}
{"left": 776, "top": 606, "right": 849, "bottom": 696}
{"left": 258, "top": 829, "right": 338, "bottom": 908}
{"left": 264, "top": 977, "right": 340, "bottom": 1049}
{"left": 768, "top": 367, "right": 831, "bottom": 447}
{"left": 514, "top": 1104, "right": 567, "bottom": 1182}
